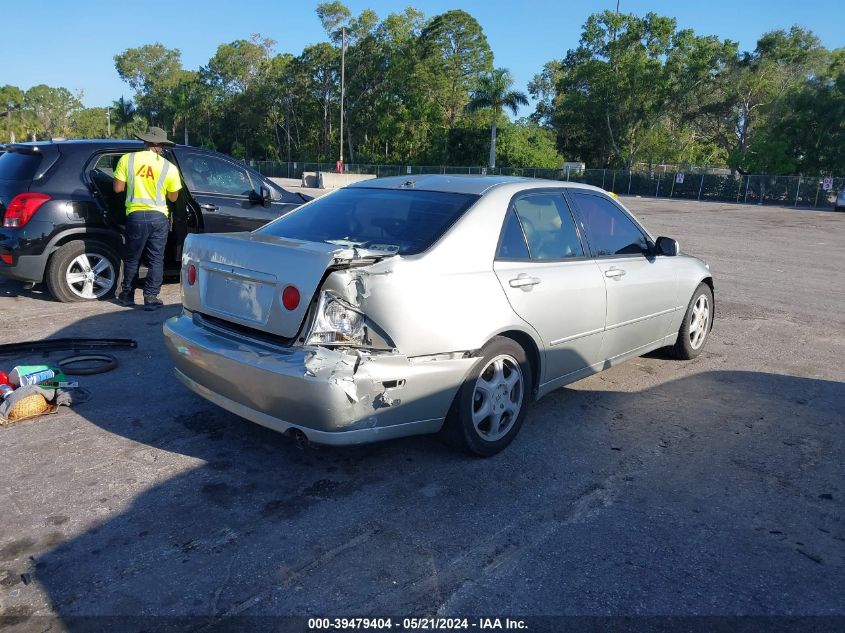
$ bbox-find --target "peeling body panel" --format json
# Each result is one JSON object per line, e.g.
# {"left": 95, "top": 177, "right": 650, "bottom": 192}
{"left": 164, "top": 313, "right": 475, "bottom": 439}
{"left": 319, "top": 257, "right": 534, "bottom": 359}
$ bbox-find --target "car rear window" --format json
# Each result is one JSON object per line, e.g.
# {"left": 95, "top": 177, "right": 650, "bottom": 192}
{"left": 257, "top": 187, "right": 479, "bottom": 255}
{"left": 0, "top": 151, "right": 42, "bottom": 181}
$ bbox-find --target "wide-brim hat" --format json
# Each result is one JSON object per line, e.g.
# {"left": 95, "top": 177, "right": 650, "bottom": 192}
{"left": 135, "top": 126, "right": 175, "bottom": 146}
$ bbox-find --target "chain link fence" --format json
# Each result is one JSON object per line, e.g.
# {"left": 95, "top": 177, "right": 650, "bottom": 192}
{"left": 250, "top": 161, "right": 844, "bottom": 209}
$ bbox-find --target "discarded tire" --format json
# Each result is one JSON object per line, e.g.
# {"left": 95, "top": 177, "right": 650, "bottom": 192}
{"left": 57, "top": 354, "right": 118, "bottom": 376}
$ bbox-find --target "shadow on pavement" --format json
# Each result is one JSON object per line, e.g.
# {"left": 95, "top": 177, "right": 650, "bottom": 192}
{"left": 1, "top": 280, "right": 54, "bottom": 303}
{"left": 0, "top": 304, "right": 842, "bottom": 630}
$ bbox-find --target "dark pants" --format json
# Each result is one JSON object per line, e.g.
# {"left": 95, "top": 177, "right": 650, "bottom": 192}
{"left": 122, "top": 211, "right": 169, "bottom": 297}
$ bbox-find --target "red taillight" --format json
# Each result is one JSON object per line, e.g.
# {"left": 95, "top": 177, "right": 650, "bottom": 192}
{"left": 186, "top": 264, "right": 197, "bottom": 286}
{"left": 282, "top": 285, "right": 300, "bottom": 311}
{"left": 0, "top": 254, "right": 12, "bottom": 265}
{"left": 3, "top": 193, "right": 51, "bottom": 228}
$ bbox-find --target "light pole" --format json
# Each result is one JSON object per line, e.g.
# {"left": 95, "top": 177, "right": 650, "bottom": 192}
{"left": 106, "top": 107, "right": 111, "bottom": 137}
{"left": 338, "top": 27, "right": 346, "bottom": 173}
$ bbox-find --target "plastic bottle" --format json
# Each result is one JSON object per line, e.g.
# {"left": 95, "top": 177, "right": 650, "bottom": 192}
{"left": 8, "top": 365, "right": 52, "bottom": 386}
{"left": 19, "top": 369, "right": 56, "bottom": 386}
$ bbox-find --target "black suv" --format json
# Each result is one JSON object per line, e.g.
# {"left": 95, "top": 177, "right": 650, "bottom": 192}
{"left": 0, "top": 140, "right": 311, "bottom": 302}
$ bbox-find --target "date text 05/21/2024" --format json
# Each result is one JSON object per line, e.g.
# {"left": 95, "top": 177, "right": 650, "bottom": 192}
{"left": 307, "top": 618, "right": 528, "bottom": 630}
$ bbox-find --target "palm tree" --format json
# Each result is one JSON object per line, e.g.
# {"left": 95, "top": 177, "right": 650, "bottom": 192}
{"left": 112, "top": 96, "right": 137, "bottom": 139}
{"left": 466, "top": 68, "right": 528, "bottom": 170}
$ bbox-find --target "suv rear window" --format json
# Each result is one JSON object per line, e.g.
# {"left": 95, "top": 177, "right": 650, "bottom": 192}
{"left": 0, "top": 152, "right": 42, "bottom": 181}
{"left": 257, "top": 188, "right": 479, "bottom": 255}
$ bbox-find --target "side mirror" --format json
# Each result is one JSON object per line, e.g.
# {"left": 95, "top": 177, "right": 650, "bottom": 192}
{"left": 655, "top": 236, "right": 680, "bottom": 256}
{"left": 259, "top": 184, "right": 272, "bottom": 208}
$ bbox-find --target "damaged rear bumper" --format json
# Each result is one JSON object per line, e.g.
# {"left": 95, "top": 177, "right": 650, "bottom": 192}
{"left": 163, "top": 313, "right": 475, "bottom": 445}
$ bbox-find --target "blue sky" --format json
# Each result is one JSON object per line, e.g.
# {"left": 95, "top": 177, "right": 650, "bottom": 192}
{"left": 2, "top": 0, "right": 843, "bottom": 117}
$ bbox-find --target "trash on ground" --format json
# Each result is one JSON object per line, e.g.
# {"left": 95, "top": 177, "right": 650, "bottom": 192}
{"left": 0, "top": 362, "right": 94, "bottom": 425}
{"left": 6, "top": 364, "right": 72, "bottom": 388}
{"left": 0, "top": 385, "right": 61, "bottom": 425}
{"left": 0, "top": 340, "right": 127, "bottom": 425}
{"left": 57, "top": 353, "right": 118, "bottom": 376}
{"left": 9, "top": 365, "right": 57, "bottom": 386}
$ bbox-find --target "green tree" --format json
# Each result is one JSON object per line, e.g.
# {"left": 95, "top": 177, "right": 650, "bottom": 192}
{"left": 725, "top": 27, "right": 826, "bottom": 172}
{"left": 0, "top": 85, "right": 26, "bottom": 142}
{"left": 420, "top": 9, "right": 493, "bottom": 160}
{"left": 112, "top": 96, "right": 145, "bottom": 139}
{"left": 167, "top": 70, "right": 201, "bottom": 144}
{"left": 72, "top": 107, "right": 111, "bottom": 138}
{"left": 203, "top": 35, "right": 274, "bottom": 95}
{"left": 466, "top": 68, "right": 528, "bottom": 169}
{"left": 316, "top": 1, "right": 378, "bottom": 45}
{"left": 747, "top": 47, "right": 844, "bottom": 174}
{"left": 496, "top": 120, "right": 564, "bottom": 168}
{"left": 114, "top": 43, "right": 183, "bottom": 126}
{"left": 25, "top": 85, "right": 83, "bottom": 139}
{"left": 536, "top": 11, "right": 735, "bottom": 169}
{"left": 293, "top": 43, "right": 340, "bottom": 159}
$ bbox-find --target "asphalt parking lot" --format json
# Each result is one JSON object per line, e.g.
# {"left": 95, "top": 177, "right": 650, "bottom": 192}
{"left": 0, "top": 197, "right": 843, "bottom": 629}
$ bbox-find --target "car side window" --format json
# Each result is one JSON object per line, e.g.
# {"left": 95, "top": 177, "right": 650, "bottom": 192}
{"left": 91, "top": 153, "right": 123, "bottom": 177}
{"left": 511, "top": 192, "right": 584, "bottom": 260}
{"left": 180, "top": 153, "right": 255, "bottom": 196}
{"left": 570, "top": 192, "right": 651, "bottom": 257}
{"left": 497, "top": 209, "right": 530, "bottom": 259}
{"left": 89, "top": 152, "right": 130, "bottom": 194}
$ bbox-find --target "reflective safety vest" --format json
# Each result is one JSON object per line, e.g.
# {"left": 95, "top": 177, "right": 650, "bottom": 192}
{"left": 116, "top": 150, "right": 181, "bottom": 215}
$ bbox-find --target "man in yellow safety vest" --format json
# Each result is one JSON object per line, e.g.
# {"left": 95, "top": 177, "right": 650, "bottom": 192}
{"left": 113, "top": 127, "right": 182, "bottom": 310}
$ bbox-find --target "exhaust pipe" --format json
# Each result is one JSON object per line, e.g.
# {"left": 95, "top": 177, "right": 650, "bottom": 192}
{"left": 286, "top": 427, "right": 310, "bottom": 447}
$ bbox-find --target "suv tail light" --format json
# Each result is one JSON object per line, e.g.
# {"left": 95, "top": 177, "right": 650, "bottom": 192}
{"left": 3, "top": 193, "right": 51, "bottom": 228}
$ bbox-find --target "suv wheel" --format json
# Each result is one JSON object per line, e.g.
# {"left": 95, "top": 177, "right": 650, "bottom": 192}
{"left": 46, "top": 240, "right": 120, "bottom": 302}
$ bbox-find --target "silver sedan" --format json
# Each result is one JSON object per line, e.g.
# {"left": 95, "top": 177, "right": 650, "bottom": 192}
{"left": 164, "top": 176, "right": 714, "bottom": 456}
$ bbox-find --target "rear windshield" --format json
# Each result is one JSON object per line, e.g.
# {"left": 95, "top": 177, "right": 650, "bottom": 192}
{"left": 257, "top": 187, "right": 479, "bottom": 255}
{"left": 0, "top": 151, "right": 42, "bottom": 181}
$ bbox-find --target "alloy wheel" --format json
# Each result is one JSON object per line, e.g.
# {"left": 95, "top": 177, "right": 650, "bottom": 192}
{"left": 65, "top": 253, "right": 116, "bottom": 300}
{"left": 689, "top": 294, "right": 710, "bottom": 350}
{"left": 471, "top": 354, "right": 524, "bottom": 442}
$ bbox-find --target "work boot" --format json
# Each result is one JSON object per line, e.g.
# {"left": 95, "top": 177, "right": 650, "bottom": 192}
{"left": 143, "top": 295, "right": 163, "bottom": 311}
{"left": 117, "top": 290, "right": 135, "bottom": 307}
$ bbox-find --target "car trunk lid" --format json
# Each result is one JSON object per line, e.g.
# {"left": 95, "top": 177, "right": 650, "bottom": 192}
{"left": 182, "top": 232, "right": 393, "bottom": 339}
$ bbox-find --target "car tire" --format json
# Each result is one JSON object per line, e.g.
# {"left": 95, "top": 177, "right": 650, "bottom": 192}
{"left": 46, "top": 240, "right": 120, "bottom": 303}
{"left": 440, "top": 336, "right": 533, "bottom": 457}
{"left": 670, "top": 282, "right": 714, "bottom": 360}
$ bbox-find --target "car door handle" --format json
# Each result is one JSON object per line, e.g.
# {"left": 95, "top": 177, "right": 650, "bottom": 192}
{"left": 509, "top": 275, "right": 541, "bottom": 289}
{"left": 199, "top": 203, "right": 218, "bottom": 212}
{"left": 604, "top": 268, "right": 626, "bottom": 278}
